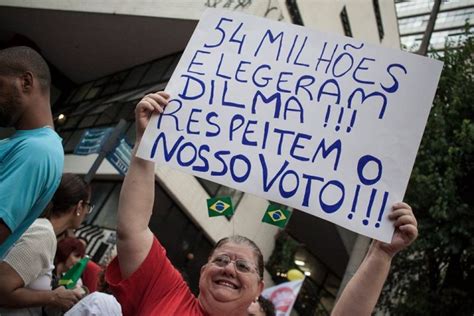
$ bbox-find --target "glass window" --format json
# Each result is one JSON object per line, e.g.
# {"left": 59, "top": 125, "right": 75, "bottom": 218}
{"left": 121, "top": 64, "right": 149, "bottom": 90}
{"left": 64, "top": 88, "right": 78, "bottom": 105}
{"left": 324, "top": 273, "right": 341, "bottom": 297}
{"left": 92, "top": 183, "right": 121, "bottom": 230}
{"left": 125, "top": 122, "right": 136, "bottom": 145}
{"left": 90, "top": 103, "right": 115, "bottom": 115}
{"left": 58, "top": 131, "right": 72, "bottom": 145}
{"left": 78, "top": 115, "right": 100, "bottom": 128}
{"left": 94, "top": 76, "right": 109, "bottom": 86}
{"left": 61, "top": 115, "right": 82, "bottom": 130}
{"left": 64, "top": 129, "right": 85, "bottom": 153}
{"left": 71, "top": 82, "right": 93, "bottom": 104}
{"left": 95, "top": 112, "right": 115, "bottom": 126}
{"left": 117, "top": 102, "right": 136, "bottom": 121}
{"left": 141, "top": 56, "right": 175, "bottom": 85}
{"left": 163, "top": 54, "right": 182, "bottom": 81}
{"left": 86, "top": 182, "right": 117, "bottom": 225}
{"left": 101, "top": 83, "right": 121, "bottom": 96}
{"left": 318, "top": 288, "right": 336, "bottom": 314}
{"left": 85, "top": 86, "right": 102, "bottom": 100}
{"left": 198, "top": 178, "right": 221, "bottom": 196}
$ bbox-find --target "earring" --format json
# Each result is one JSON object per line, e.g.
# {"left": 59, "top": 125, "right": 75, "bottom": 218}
{"left": 76, "top": 212, "right": 81, "bottom": 217}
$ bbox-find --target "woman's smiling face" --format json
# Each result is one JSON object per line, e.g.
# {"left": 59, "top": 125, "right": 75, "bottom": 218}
{"left": 198, "top": 242, "right": 264, "bottom": 314}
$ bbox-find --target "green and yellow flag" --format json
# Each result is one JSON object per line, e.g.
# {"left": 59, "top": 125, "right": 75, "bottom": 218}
{"left": 58, "top": 257, "right": 90, "bottom": 289}
{"left": 262, "top": 204, "right": 292, "bottom": 228}
{"left": 207, "top": 196, "right": 234, "bottom": 217}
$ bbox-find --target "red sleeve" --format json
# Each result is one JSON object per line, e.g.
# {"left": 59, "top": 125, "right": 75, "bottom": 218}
{"left": 105, "top": 237, "right": 188, "bottom": 316}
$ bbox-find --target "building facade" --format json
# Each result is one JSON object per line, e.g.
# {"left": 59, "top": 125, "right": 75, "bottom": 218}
{"left": 0, "top": 1, "right": 401, "bottom": 314}
{"left": 396, "top": 0, "right": 474, "bottom": 52}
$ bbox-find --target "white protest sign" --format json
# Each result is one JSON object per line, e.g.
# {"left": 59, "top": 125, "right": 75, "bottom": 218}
{"left": 137, "top": 9, "right": 443, "bottom": 242}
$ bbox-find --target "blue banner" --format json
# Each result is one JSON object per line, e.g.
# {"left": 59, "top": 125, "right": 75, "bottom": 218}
{"left": 106, "top": 138, "right": 133, "bottom": 175}
{"left": 74, "top": 128, "right": 113, "bottom": 155}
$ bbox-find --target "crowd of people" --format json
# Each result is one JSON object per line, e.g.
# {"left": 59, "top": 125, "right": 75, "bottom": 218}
{"left": 0, "top": 46, "right": 418, "bottom": 315}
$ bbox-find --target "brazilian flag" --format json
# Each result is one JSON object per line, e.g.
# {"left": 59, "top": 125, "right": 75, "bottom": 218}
{"left": 207, "top": 196, "right": 234, "bottom": 217}
{"left": 58, "top": 257, "right": 90, "bottom": 289}
{"left": 262, "top": 204, "right": 292, "bottom": 228}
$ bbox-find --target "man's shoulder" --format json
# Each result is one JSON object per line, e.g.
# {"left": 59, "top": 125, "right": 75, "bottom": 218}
{"left": 16, "top": 129, "right": 64, "bottom": 159}
{"left": 23, "top": 128, "right": 62, "bottom": 147}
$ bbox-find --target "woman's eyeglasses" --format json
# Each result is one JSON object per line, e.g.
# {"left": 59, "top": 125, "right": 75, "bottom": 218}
{"left": 211, "top": 254, "right": 258, "bottom": 275}
{"left": 84, "top": 201, "right": 95, "bottom": 214}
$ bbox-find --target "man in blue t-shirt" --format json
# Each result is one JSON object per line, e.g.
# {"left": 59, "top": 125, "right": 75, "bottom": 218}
{"left": 0, "top": 46, "right": 64, "bottom": 258}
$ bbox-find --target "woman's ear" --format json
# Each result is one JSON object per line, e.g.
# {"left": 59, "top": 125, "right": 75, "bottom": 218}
{"left": 257, "top": 279, "right": 265, "bottom": 295}
{"left": 200, "top": 263, "right": 208, "bottom": 274}
{"left": 74, "top": 200, "right": 84, "bottom": 217}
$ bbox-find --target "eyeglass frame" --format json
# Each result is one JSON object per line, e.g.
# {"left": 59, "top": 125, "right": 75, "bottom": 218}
{"left": 83, "top": 201, "right": 95, "bottom": 214}
{"left": 210, "top": 254, "right": 260, "bottom": 277}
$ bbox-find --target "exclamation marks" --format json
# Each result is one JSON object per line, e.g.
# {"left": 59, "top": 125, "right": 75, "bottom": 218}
{"left": 323, "top": 105, "right": 331, "bottom": 128}
{"left": 347, "top": 185, "right": 360, "bottom": 220}
{"left": 363, "top": 188, "right": 377, "bottom": 226}
{"left": 335, "top": 107, "right": 344, "bottom": 131}
{"left": 322, "top": 105, "right": 357, "bottom": 133}
{"left": 348, "top": 188, "right": 389, "bottom": 228}
{"left": 375, "top": 191, "right": 389, "bottom": 228}
{"left": 346, "top": 110, "right": 357, "bottom": 133}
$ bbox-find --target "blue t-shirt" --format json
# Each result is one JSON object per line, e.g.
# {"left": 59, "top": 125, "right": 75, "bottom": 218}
{"left": 0, "top": 127, "right": 64, "bottom": 258}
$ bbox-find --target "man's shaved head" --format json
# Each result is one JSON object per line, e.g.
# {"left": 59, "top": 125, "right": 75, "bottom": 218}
{"left": 0, "top": 46, "right": 51, "bottom": 92}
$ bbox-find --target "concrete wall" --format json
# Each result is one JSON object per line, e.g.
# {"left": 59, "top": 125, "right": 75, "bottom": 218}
{"left": 0, "top": 0, "right": 288, "bottom": 21}
{"left": 295, "top": 0, "right": 400, "bottom": 48}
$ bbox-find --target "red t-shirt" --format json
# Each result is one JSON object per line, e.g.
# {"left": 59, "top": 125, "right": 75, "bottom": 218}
{"left": 105, "top": 237, "right": 206, "bottom": 316}
{"left": 82, "top": 260, "right": 102, "bottom": 292}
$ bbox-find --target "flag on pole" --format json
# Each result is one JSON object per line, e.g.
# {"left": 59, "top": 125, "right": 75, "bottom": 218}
{"left": 58, "top": 257, "right": 90, "bottom": 289}
{"left": 262, "top": 279, "right": 304, "bottom": 316}
{"left": 262, "top": 204, "right": 292, "bottom": 228}
{"left": 207, "top": 196, "right": 234, "bottom": 217}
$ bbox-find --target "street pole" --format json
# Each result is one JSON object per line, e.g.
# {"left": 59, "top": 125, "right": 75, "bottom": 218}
{"left": 83, "top": 119, "right": 128, "bottom": 184}
{"left": 417, "top": 0, "right": 442, "bottom": 56}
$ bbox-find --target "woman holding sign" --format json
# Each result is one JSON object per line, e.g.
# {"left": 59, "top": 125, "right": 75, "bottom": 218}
{"left": 105, "top": 91, "right": 418, "bottom": 316}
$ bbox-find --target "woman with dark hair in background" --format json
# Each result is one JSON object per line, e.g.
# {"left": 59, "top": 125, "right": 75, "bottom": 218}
{"left": 0, "top": 173, "right": 92, "bottom": 314}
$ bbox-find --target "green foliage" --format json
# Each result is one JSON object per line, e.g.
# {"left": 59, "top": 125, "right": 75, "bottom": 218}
{"left": 379, "top": 32, "right": 474, "bottom": 315}
{"left": 266, "top": 231, "right": 301, "bottom": 283}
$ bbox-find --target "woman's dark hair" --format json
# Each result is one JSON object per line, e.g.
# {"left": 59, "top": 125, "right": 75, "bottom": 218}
{"left": 44, "top": 173, "right": 90, "bottom": 218}
{"left": 55, "top": 237, "right": 86, "bottom": 266}
{"left": 210, "top": 235, "right": 264, "bottom": 279}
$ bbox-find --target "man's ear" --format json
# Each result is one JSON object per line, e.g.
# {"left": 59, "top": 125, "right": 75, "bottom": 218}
{"left": 19, "top": 71, "right": 34, "bottom": 92}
